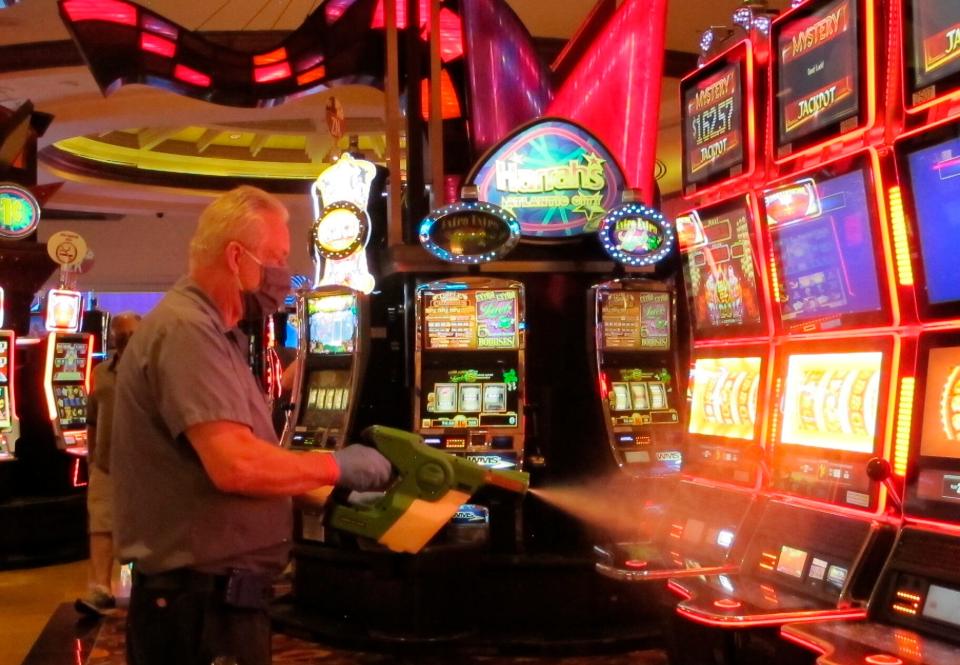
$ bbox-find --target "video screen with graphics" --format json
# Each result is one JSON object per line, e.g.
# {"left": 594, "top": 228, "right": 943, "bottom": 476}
{"left": 51, "top": 341, "right": 88, "bottom": 382}
{"left": 682, "top": 58, "right": 744, "bottom": 188}
{"left": 903, "top": 135, "right": 960, "bottom": 310}
{"left": 688, "top": 356, "right": 762, "bottom": 441}
{"left": 776, "top": 0, "right": 860, "bottom": 149}
{"left": 603, "top": 366, "right": 679, "bottom": 427}
{"left": 45, "top": 291, "right": 83, "bottom": 332}
{"left": 422, "top": 289, "right": 519, "bottom": 351}
{"left": 0, "top": 336, "right": 10, "bottom": 385}
{"left": 53, "top": 384, "right": 87, "bottom": 429}
{"left": 307, "top": 294, "right": 357, "bottom": 355}
{"left": 0, "top": 386, "right": 10, "bottom": 428}
{"left": 299, "top": 369, "right": 351, "bottom": 430}
{"left": 908, "top": 1, "right": 960, "bottom": 96}
{"left": 598, "top": 291, "right": 671, "bottom": 351}
{"left": 420, "top": 360, "right": 520, "bottom": 430}
{"left": 678, "top": 199, "right": 763, "bottom": 338}
{"left": 780, "top": 351, "right": 882, "bottom": 454}
{"left": 764, "top": 167, "right": 883, "bottom": 331}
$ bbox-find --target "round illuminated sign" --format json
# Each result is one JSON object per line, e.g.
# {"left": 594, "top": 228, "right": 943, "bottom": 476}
{"left": 311, "top": 201, "right": 369, "bottom": 260}
{"left": 419, "top": 200, "right": 520, "bottom": 264}
{"left": 0, "top": 183, "right": 40, "bottom": 239}
{"left": 599, "top": 202, "right": 675, "bottom": 267}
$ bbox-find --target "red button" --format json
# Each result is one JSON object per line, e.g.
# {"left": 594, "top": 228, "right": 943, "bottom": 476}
{"left": 625, "top": 560, "right": 648, "bottom": 570}
{"left": 714, "top": 599, "right": 742, "bottom": 609}
{"left": 865, "top": 655, "right": 902, "bottom": 665}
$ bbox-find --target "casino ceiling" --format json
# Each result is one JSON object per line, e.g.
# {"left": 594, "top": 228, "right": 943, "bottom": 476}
{"left": 0, "top": 0, "right": 792, "bottom": 290}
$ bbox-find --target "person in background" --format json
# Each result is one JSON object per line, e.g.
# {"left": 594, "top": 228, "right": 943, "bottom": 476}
{"left": 111, "top": 186, "right": 392, "bottom": 665}
{"left": 75, "top": 311, "right": 142, "bottom": 617}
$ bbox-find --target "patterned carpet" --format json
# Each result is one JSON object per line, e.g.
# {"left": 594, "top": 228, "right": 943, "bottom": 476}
{"left": 84, "top": 610, "right": 668, "bottom": 665}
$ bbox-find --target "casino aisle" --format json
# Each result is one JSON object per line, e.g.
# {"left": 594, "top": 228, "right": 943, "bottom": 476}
{"left": 3, "top": 562, "right": 669, "bottom": 665}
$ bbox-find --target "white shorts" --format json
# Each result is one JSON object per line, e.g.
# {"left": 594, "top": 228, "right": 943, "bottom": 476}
{"left": 87, "top": 465, "right": 113, "bottom": 534}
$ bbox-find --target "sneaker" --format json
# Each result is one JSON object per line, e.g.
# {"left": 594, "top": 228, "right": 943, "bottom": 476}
{"left": 74, "top": 586, "right": 116, "bottom": 617}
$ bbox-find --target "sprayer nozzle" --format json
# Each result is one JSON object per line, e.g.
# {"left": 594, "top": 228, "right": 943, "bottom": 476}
{"left": 485, "top": 471, "right": 529, "bottom": 494}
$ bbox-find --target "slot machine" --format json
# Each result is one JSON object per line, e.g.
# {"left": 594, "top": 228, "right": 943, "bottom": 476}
{"left": 900, "top": 0, "right": 960, "bottom": 127}
{"left": 415, "top": 277, "right": 525, "bottom": 470}
{"left": 0, "top": 329, "right": 18, "bottom": 461}
{"left": 40, "top": 331, "right": 93, "bottom": 456}
{"left": 284, "top": 286, "right": 368, "bottom": 451}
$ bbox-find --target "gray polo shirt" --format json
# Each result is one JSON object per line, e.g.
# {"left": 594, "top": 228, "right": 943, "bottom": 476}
{"left": 87, "top": 356, "right": 118, "bottom": 473}
{"left": 112, "top": 277, "right": 291, "bottom": 575}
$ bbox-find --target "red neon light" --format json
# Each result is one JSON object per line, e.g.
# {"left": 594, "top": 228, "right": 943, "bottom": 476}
{"left": 173, "top": 64, "right": 210, "bottom": 88}
{"left": 778, "top": 627, "right": 828, "bottom": 655}
{"left": 667, "top": 580, "right": 692, "bottom": 600}
{"left": 83, "top": 335, "right": 93, "bottom": 395}
{"left": 254, "top": 62, "right": 292, "bottom": 84}
{"left": 420, "top": 71, "right": 461, "bottom": 120}
{"left": 865, "top": 655, "right": 902, "bottom": 665}
{"left": 675, "top": 604, "right": 867, "bottom": 628}
{"left": 296, "top": 65, "right": 327, "bottom": 87}
{"left": 139, "top": 32, "right": 176, "bottom": 58}
{"left": 714, "top": 599, "right": 742, "bottom": 609}
{"left": 624, "top": 559, "right": 648, "bottom": 570}
{"left": 72, "top": 458, "right": 87, "bottom": 488}
{"left": 62, "top": 0, "right": 137, "bottom": 26}
{"left": 1, "top": 332, "right": 15, "bottom": 422}
{"left": 253, "top": 48, "right": 288, "bottom": 66}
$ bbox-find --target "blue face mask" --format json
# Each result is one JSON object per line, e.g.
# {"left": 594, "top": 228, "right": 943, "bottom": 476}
{"left": 241, "top": 247, "right": 291, "bottom": 319}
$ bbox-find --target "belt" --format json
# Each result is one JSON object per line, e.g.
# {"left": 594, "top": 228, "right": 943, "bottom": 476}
{"left": 133, "top": 568, "right": 230, "bottom": 592}
{"left": 133, "top": 568, "right": 274, "bottom": 610}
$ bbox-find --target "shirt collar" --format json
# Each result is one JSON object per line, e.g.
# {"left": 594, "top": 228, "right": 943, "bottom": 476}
{"left": 172, "top": 276, "right": 233, "bottom": 335}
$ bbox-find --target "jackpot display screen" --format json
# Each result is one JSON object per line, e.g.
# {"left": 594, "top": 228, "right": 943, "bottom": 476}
{"left": 902, "top": 134, "right": 960, "bottom": 312}
{"left": 300, "top": 369, "right": 351, "bottom": 429}
{"left": 688, "top": 356, "right": 762, "bottom": 441}
{"left": 907, "top": 0, "right": 960, "bottom": 98}
{"left": 775, "top": 0, "right": 860, "bottom": 150}
{"left": 764, "top": 166, "right": 884, "bottom": 331}
{"left": 678, "top": 198, "right": 763, "bottom": 338}
{"left": 53, "top": 384, "right": 87, "bottom": 429}
{"left": 598, "top": 290, "right": 671, "bottom": 351}
{"left": 51, "top": 341, "right": 88, "bottom": 382}
{"left": 422, "top": 289, "right": 519, "bottom": 351}
{"left": 682, "top": 55, "right": 745, "bottom": 190}
{"left": 306, "top": 294, "right": 357, "bottom": 355}
{"left": 420, "top": 360, "right": 520, "bottom": 429}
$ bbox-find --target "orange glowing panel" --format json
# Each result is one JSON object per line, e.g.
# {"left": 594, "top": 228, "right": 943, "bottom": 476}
{"left": 62, "top": 0, "right": 137, "bottom": 26}
{"left": 173, "top": 64, "right": 211, "bottom": 88}
{"left": 254, "top": 62, "right": 292, "bottom": 84}
{"left": 688, "top": 357, "right": 762, "bottom": 440}
{"left": 45, "top": 290, "right": 83, "bottom": 334}
{"left": 893, "top": 377, "right": 914, "bottom": 477}
{"left": 140, "top": 32, "right": 176, "bottom": 58}
{"left": 253, "top": 47, "right": 288, "bottom": 66}
{"left": 780, "top": 352, "right": 883, "bottom": 453}
{"left": 420, "top": 71, "right": 462, "bottom": 120}
{"left": 919, "top": 346, "right": 960, "bottom": 460}
{"left": 296, "top": 65, "right": 327, "bottom": 87}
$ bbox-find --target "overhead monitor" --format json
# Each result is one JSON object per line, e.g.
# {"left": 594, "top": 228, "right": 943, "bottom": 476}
{"left": 678, "top": 195, "right": 765, "bottom": 339}
{"left": 681, "top": 40, "right": 754, "bottom": 196}
{"left": 896, "top": 120, "right": 960, "bottom": 320}
{"left": 907, "top": 333, "right": 960, "bottom": 522}
{"left": 773, "top": 342, "right": 890, "bottom": 511}
{"left": 422, "top": 288, "right": 519, "bottom": 351}
{"left": 306, "top": 293, "right": 358, "bottom": 355}
{"left": 773, "top": 0, "right": 866, "bottom": 157}
{"left": 598, "top": 290, "right": 671, "bottom": 351}
{"left": 903, "top": 0, "right": 960, "bottom": 111}
{"left": 764, "top": 157, "right": 886, "bottom": 332}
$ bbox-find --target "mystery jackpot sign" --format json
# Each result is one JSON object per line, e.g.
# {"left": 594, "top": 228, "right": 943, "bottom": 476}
{"left": 467, "top": 119, "right": 625, "bottom": 239}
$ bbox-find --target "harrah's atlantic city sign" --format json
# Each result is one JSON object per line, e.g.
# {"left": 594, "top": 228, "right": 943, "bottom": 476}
{"left": 467, "top": 119, "right": 625, "bottom": 240}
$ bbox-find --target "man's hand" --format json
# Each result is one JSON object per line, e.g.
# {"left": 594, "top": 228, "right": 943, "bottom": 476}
{"left": 332, "top": 445, "right": 393, "bottom": 492}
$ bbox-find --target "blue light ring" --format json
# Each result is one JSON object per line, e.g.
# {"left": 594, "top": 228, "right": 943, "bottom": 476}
{"left": 311, "top": 200, "right": 369, "bottom": 260}
{"left": 419, "top": 200, "right": 521, "bottom": 265}
{"left": 598, "top": 202, "right": 676, "bottom": 267}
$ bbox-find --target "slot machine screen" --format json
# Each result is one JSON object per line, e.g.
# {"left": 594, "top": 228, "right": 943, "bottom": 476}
{"left": 299, "top": 369, "right": 352, "bottom": 429}
{"left": 678, "top": 197, "right": 764, "bottom": 339}
{"left": 900, "top": 130, "right": 960, "bottom": 317}
{"left": 422, "top": 289, "right": 519, "bottom": 351}
{"left": 598, "top": 290, "right": 671, "bottom": 351}
{"left": 51, "top": 341, "right": 89, "bottom": 382}
{"left": 0, "top": 336, "right": 9, "bottom": 385}
{"left": 53, "top": 384, "right": 87, "bottom": 428}
{"left": 905, "top": 1, "right": 960, "bottom": 105}
{"left": 681, "top": 44, "right": 747, "bottom": 193}
{"left": 774, "top": 0, "right": 861, "bottom": 153}
{"left": 306, "top": 294, "right": 357, "bottom": 355}
{"left": 419, "top": 359, "right": 520, "bottom": 429}
{"left": 764, "top": 165, "right": 885, "bottom": 332}
{"left": 775, "top": 349, "right": 885, "bottom": 509}
{"left": 688, "top": 356, "right": 763, "bottom": 441}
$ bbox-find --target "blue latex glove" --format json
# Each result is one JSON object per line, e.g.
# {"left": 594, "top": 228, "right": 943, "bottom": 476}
{"left": 332, "top": 444, "right": 393, "bottom": 491}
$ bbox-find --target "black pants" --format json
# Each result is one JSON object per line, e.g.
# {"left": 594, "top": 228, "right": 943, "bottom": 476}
{"left": 127, "top": 571, "right": 271, "bottom": 665}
